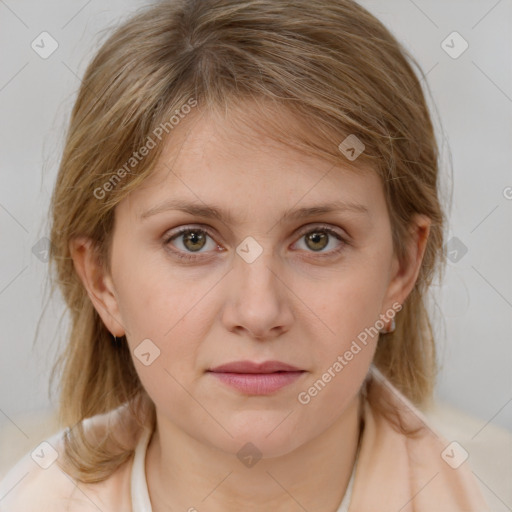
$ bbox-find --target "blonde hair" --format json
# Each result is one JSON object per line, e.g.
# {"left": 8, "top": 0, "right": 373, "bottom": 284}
{"left": 48, "top": 0, "right": 447, "bottom": 483}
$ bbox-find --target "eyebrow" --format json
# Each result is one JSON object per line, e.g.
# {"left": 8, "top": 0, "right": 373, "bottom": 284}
{"left": 139, "top": 198, "right": 369, "bottom": 223}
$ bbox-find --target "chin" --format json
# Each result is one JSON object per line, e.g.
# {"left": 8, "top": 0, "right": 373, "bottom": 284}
{"left": 203, "top": 416, "right": 310, "bottom": 460}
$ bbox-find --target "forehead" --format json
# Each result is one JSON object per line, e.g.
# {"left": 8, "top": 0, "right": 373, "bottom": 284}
{"left": 123, "top": 101, "right": 383, "bottom": 223}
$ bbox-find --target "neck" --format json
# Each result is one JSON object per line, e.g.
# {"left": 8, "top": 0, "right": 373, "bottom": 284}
{"left": 145, "top": 393, "right": 363, "bottom": 512}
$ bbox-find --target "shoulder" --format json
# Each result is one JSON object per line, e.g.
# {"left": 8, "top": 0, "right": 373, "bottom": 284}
{"left": 0, "top": 403, "right": 141, "bottom": 511}
{"left": 357, "top": 366, "right": 490, "bottom": 511}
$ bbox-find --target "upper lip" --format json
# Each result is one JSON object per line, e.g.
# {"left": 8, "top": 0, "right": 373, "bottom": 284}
{"left": 208, "top": 360, "right": 303, "bottom": 373}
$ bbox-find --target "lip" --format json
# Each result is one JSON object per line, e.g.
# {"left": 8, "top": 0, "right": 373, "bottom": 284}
{"left": 209, "top": 360, "right": 303, "bottom": 373}
{"left": 207, "top": 360, "right": 306, "bottom": 395}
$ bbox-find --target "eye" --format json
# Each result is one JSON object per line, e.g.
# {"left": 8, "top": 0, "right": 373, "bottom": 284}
{"left": 292, "top": 224, "right": 348, "bottom": 257}
{"left": 163, "top": 224, "right": 348, "bottom": 262}
{"left": 164, "top": 227, "right": 219, "bottom": 261}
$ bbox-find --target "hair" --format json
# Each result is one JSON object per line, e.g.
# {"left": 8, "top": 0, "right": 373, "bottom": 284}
{"left": 47, "top": 0, "right": 447, "bottom": 483}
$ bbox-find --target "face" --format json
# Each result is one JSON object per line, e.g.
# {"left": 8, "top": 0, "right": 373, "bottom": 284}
{"left": 75, "top": 104, "right": 428, "bottom": 458}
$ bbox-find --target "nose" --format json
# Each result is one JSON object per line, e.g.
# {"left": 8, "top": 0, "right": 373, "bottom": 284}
{"left": 220, "top": 248, "right": 294, "bottom": 341}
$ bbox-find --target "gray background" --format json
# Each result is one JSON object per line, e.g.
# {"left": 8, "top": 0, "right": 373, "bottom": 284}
{"left": 1, "top": 0, "right": 511, "bottom": 437}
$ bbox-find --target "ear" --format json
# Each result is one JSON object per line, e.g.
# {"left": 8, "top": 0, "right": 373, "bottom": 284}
{"left": 382, "top": 214, "right": 431, "bottom": 311}
{"left": 69, "top": 236, "right": 126, "bottom": 337}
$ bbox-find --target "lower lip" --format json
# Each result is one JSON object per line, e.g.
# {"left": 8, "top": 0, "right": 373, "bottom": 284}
{"left": 208, "top": 371, "right": 305, "bottom": 395}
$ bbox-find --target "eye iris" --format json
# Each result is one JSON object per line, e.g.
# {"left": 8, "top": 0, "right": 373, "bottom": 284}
{"left": 305, "top": 231, "right": 328, "bottom": 251}
{"left": 183, "top": 230, "right": 206, "bottom": 252}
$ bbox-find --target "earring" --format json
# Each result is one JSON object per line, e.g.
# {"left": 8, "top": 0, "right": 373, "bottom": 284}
{"left": 379, "top": 317, "right": 396, "bottom": 334}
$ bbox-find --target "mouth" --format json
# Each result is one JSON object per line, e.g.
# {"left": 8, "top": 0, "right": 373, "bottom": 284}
{"left": 207, "top": 360, "right": 306, "bottom": 395}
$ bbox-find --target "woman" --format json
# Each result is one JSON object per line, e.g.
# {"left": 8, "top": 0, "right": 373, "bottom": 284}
{"left": 0, "top": 0, "right": 489, "bottom": 510}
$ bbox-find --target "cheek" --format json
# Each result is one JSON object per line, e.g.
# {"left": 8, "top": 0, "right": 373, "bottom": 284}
{"left": 112, "top": 254, "right": 214, "bottom": 368}
{"left": 112, "top": 241, "right": 194, "bottom": 334}
{"left": 114, "top": 265, "right": 209, "bottom": 405}
{"left": 113, "top": 266, "right": 171, "bottom": 339}
{"left": 293, "top": 272, "right": 384, "bottom": 421}
{"left": 307, "top": 259, "right": 390, "bottom": 349}
{"left": 292, "top": 252, "right": 391, "bottom": 408}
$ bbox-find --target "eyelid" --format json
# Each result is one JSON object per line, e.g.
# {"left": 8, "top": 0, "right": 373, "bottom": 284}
{"left": 294, "top": 223, "right": 348, "bottom": 240}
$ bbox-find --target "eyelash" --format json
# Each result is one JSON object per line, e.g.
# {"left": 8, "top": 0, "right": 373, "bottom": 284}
{"left": 163, "top": 224, "right": 349, "bottom": 262}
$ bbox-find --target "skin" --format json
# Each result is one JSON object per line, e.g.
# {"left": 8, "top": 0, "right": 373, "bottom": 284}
{"left": 70, "top": 104, "right": 430, "bottom": 511}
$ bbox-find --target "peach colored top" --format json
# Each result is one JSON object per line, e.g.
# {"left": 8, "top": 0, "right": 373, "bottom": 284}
{"left": 0, "top": 367, "right": 489, "bottom": 511}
